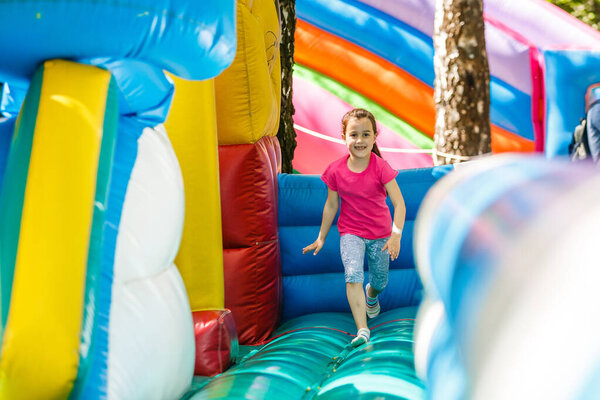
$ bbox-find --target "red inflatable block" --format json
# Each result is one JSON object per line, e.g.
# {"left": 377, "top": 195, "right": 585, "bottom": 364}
{"left": 219, "top": 136, "right": 282, "bottom": 344}
{"left": 219, "top": 136, "right": 281, "bottom": 249}
{"left": 193, "top": 309, "right": 239, "bottom": 376}
{"left": 223, "top": 242, "right": 281, "bottom": 345}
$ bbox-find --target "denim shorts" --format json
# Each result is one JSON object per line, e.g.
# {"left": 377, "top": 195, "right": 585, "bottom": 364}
{"left": 340, "top": 234, "right": 389, "bottom": 291}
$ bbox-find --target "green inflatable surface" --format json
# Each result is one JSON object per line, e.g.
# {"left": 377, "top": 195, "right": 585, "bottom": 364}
{"left": 184, "top": 307, "right": 425, "bottom": 399}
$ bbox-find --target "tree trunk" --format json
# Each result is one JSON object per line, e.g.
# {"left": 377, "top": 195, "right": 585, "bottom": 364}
{"left": 433, "top": 0, "right": 491, "bottom": 165}
{"left": 276, "top": 0, "right": 297, "bottom": 173}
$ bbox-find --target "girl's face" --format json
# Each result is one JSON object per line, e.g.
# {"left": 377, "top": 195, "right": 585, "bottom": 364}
{"left": 343, "top": 117, "right": 376, "bottom": 160}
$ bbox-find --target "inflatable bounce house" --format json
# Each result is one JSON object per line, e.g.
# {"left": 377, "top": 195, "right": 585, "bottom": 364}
{"left": 0, "top": 1, "right": 599, "bottom": 399}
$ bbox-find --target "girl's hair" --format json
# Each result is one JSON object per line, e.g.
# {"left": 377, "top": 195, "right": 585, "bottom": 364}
{"left": 341, "top": 108, "right": 383, "bottom": 158}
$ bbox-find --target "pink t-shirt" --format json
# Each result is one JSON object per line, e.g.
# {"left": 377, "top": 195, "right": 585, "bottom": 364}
{"left": 322, "top": 152, "right": 399, "bottom": 239}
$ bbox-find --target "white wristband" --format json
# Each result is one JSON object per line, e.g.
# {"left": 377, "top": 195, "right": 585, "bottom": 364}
{"left": 392, "top": 223, "right": 402, "bottom": 235}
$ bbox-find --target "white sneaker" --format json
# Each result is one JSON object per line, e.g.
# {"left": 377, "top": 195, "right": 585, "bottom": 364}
{"left": 351, "top": 328, "right": 370, "bottom": 347}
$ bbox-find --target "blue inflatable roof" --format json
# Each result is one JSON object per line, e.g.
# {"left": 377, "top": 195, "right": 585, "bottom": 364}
{"left": 0, "top": 1, "right": 236, "bottom": 84}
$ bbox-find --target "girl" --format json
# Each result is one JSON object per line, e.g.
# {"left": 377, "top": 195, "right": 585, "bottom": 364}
{"left": 302, "top": 108, "right": 406, "bottom": 347}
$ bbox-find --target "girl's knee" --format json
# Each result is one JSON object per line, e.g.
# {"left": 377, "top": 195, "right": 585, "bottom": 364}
{"left": 368, "top": 259, "right": 389, "bottom": 292}
{"left": 345, "top": 269, "right": 364, "bottom": 284}
{"left": 369, "top": 276, "right": 388, "bottom": 293}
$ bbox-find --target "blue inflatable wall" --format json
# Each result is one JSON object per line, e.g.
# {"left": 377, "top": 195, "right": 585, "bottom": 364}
{"left": 544, "top": 49, "right": 600, "bottom": 157}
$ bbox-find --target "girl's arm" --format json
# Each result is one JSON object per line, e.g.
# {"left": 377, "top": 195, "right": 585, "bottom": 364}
{"left": 382, "top": 179, "right": 406, "bottom": 261}
{"left": 303, "top": 188, "right": 339, "bottom": 255}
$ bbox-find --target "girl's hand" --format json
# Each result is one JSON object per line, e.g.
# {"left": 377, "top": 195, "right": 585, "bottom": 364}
{"left": 303, "top": 238, "right": 324, "bottom": 255}
{"left": 382, "top": 235, "right": 401, "bottom": 261}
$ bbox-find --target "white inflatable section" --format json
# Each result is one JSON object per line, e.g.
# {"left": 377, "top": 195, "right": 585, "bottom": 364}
{"left": 114, "top": 125, "right": 185, "bottom": 282}
{"left": 470, "top": 172, "right": 600, "bottom": 400}
{"left": 413, "top": 297, "right": 446, "bottom": 382}
{"left": 109, "top": 266, "right": 194, "bottom": 400}
{"left": 414, "top": 155, "right": 508, "bottom": 301}
{"left": 109, "top": 125, "right": 194, "bottom": 400}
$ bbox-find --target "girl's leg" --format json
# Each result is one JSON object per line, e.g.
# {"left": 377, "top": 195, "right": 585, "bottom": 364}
{"left": 367, "top": 283, "right": 381, "bottom": 298}
{"left": 365, "top": 238, "right": 390, "bottom": 318}
{"left": 365, "top": 282, "right": 380, "bottom": 318}
{"left": 347, "top": 282, "right": 368, "bottom": 330}
{"left": 366, "top": 237, "right": 390, "bottom": 293}
{"left": 340, "top": 235, "right": 369, "bottom": 341}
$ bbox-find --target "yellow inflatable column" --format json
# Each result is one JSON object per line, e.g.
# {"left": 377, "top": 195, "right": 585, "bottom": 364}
{"left": 164, "top": 75, "right": 224, "bottom": 310}
{"left": 215, "top": 0, "right": 281, "bottom": 145}
{"left": 0, "top": 60, "right": 115, "bottom": 399}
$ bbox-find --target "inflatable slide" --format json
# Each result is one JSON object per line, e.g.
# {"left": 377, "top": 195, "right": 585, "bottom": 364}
{"left": 292, "top": 0, "right": 600, "bottom": 173}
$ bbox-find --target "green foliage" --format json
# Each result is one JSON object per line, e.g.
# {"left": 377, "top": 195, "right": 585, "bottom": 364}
{"left": 549, "top": 0, "right": 600, "bottom": 30}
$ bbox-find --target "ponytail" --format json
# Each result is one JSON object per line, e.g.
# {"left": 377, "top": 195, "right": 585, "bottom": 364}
{"left": 372, "top": 142, "right": 382, "bottom": 158}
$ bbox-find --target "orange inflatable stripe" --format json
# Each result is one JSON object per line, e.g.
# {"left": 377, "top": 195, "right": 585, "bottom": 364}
{"left": 491, "top": 125, "right": 535, "bottom": 153}
{"left": 295, "top": 19, "right": 533, "bottom": 154}
{"left": 295, "top": 19, "right": 435, "bottom": 137}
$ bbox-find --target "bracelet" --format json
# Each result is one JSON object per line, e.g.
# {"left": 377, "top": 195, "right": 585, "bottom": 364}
{"left": 392, "top": 223, "right": 402, "bottom": 235}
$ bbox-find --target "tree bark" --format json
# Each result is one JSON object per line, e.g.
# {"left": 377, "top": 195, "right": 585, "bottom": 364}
{"left": 433, "top": 0, "right": 491, "bottom": 165}
{"left": 276, "top": 0, "right": 297, "bottom": 173}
